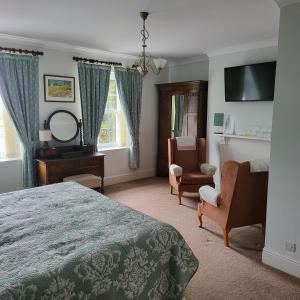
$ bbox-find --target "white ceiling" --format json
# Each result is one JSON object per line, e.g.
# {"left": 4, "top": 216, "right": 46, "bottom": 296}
{"left": 0, "top": 0, "right": 279, "bottom": 59}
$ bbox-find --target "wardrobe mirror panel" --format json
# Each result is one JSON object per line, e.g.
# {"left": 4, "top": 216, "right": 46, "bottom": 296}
{"left": 171, "top": 94, "right": 185, "bottom": 138}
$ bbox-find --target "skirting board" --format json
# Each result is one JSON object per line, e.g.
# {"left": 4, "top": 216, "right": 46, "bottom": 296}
{"left": 262, "top": 248, "right": 300, "bottom": 279}
{"left": 104, "top": 168, "right": 156, "bottom": 186}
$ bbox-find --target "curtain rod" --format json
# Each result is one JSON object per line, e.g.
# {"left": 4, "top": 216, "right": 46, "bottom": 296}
{"left": 0, "top": 46, "right": 44, "bottom": 56}
{"left": 73, "top": 56, "right": 123, "bottom": 66}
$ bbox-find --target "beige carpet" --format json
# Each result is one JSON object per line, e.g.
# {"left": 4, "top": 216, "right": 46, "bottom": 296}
{"left": 106, "top": 177, "right": 300, "bottom": 300}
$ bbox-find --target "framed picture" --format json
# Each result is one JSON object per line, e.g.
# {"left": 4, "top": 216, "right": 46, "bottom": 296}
{"left": 44, "top": 75, "right": 75, "bottom": 103}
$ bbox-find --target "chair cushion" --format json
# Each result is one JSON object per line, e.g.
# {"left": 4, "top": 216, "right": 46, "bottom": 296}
{"left": 174, "top": 149, "right": 198, "bottom": 172}
{"left": 63, "top": 174, "right": 100, "bottom": 189}
{"left": 180, "top": 171, "right": 214, "bottom": 185}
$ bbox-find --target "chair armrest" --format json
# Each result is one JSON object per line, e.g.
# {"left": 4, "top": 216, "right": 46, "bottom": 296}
{"left": 200, "top": 163, "right": 217, "bottom": 176}
{"left": 199, "top": 185, "right": 220, "bottom": 207}
{"left": 169, "top": 164, "right": 183, "bottom": 177}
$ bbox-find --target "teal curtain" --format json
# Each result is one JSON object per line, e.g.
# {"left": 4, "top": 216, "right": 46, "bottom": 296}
{"left": 115, "top": 67, "right": 143, "bottom": 169}
{"left": 77, "top": 63, "right": 111, "bottom": 147}
{"left": 0, "top": 54, "right": 39, "bottom": 188}
{"left": 174, "top": 95, "right": 184, "bottom": 137}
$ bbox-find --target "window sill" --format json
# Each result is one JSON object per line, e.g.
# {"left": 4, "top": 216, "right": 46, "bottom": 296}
{"left": 0, "top": 157, "right": 21, "bottom": 163}
{"left": 97, "top": 146, "right": 129, "bottom": 152}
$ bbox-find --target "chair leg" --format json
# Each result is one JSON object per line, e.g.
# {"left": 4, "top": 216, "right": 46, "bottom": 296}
{"left": 170, "top": 185, "right": 173, "bottom": 195}
{"left": 198, "top": 213, "right": 203, "bottom": 228}
{"left": 178, "top": 191, "right": 183, "bottom": 205}
{"left": 223, "top": 228, "right": 230, "bottom": 247}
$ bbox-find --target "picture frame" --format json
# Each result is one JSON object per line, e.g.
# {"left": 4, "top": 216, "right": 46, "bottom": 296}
{"left": 223, "top": 114, "right": 235, "bottom": 135}
{"left": 44, "top": 75, "right": 75, "bottom": 103}
{"left": 213, "top": 113, "right": 224, "bottom": 134}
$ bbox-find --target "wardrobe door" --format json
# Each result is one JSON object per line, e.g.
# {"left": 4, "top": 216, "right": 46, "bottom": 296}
{"left": 157, "top": 90, "right": 172, "bottom": 176}
{"left": 197, "top": 84, "right": 208, "bottom": 138}
{"left": 186, "top": 91, "right": 199, "bottom": 137}
{"left": 171, "top": 94, "right": 185, "bottom": 138}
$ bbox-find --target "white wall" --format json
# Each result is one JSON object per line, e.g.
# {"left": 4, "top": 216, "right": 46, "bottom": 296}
{"left": 39, "top": 49, "right": 81, "bottom": 128}
{"left": 0, "top": 37, "right": 167, "bottom": 193}
{"left": 262, "top": 2, "right": 300, "bottom": 278}
{"left": 207, "top": 46, "right": 277, "bottom": 183}
{"left": 0, "top": 159, "right": 22, "bottom": 193}
{"left": 168, "top": 57, "right": 209, "bottom": 82}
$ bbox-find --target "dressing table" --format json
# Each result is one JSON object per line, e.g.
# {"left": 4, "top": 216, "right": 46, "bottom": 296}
{"left": 36, "top": 110, "right": 105, "bottom": 192}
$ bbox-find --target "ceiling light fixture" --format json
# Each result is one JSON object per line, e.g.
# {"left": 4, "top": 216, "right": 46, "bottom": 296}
{"left": 136, "top": 11, "right": 167, "bottom": 76}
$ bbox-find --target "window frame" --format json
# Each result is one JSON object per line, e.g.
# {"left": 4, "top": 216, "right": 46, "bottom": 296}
{"left": 97, "top": 72, "right": 127, "bottom": 150}
{"left": 0, "top": 96, "right": 21, "bottom": 160}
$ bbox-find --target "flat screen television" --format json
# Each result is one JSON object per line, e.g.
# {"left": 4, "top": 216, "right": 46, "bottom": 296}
{"left": 224, "top": 61, "right": 276, "bottom": 102}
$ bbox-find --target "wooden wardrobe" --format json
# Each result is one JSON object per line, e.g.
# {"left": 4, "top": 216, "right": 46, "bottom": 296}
{"left": 156, "top": 80, "right": 208, "bottom": 176}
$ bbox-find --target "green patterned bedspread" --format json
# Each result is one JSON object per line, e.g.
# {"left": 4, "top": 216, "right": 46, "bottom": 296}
{"left": 0, "top": 183, "right": 198, "bottom": 300}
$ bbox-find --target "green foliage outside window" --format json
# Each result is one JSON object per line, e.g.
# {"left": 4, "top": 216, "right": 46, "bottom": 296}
{"left": 98, "top": 80, "right": 117, "bottom": 145}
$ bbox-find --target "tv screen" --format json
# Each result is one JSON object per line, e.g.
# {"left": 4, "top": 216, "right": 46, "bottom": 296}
{"left": 224, "top": 61, "right": 276, "bottom": 102}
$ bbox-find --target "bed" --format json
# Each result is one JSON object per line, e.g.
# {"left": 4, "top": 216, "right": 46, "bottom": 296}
{"left": 0, "top": 182, "right": 198, "bottom": 300}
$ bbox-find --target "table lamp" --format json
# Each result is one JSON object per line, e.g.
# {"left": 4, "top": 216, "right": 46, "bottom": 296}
{"left": 39, "top": 129, "right": 52, "bottom": 148}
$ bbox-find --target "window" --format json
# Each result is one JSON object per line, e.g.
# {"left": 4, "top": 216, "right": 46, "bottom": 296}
{"left": 98, "top": 73, "right": 127, "bottom": 148}
{"left": 0, "top": 97, "right": 21, "bottom": 159}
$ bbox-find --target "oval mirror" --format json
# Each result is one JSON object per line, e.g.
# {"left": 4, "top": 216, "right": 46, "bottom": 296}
{"left": 47, "top": 110, "right": 79, "bottom": 143}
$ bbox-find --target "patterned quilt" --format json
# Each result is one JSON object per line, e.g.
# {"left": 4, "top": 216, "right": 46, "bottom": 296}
{"left": 0, "top": 182, "right": 198, "bottom": 300}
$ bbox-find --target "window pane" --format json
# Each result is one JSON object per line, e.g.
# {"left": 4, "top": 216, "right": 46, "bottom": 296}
{"left": 98, "top": 79, "right": 117, "bottom": 146}
{"left": 0, "top": 104, "right": 5, "bottom": 158}
{"left": 106, "top": 80, "right": 117, "bottom": 110}
{"left": 99, "top": 111, "right": 116, "bottom": 145}
{"left": 98, "top": 77, "right": 127, "bottom": 148}
{"left": 0, "top": 97, "right": 21, "bottom": 159}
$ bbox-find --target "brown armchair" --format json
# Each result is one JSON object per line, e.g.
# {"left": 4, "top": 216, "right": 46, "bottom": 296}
{"left": 198, "top": 160, "right": 269, "bottom": 247}
{"left": 168, "top": 137, "right": 215, "bottom": 205}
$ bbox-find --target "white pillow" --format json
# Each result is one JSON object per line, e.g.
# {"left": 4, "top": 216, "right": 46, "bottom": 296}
{"left": 249, "top": 159, "right": 269, "bottom": 173}
{"left": 175, "top": 137, "right": 196, "bottom": 150}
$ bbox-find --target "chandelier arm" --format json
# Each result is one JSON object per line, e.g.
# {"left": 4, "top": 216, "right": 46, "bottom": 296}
{"left": 137, "top": 11, "right": 166, "bottom": 76}
{"left": 148, "top": 63, "right": 161, "bottom": 75}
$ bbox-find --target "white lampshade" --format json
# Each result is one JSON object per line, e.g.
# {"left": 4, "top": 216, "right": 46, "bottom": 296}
{"left": 137, "top": 65, "right": 143, "bottom": 74}
{"left": 153, "top": 58, "right": 168, "bottom": 70}
{"left": 39, "top": 130, "right": 52, "bottom": 142}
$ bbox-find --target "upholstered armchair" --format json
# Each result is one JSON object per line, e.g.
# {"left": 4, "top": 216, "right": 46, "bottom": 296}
{"left": 168, "top": 137, "right": 216, "bottom": 205}
{"left": 198, "top": 160, "right": 269, "bottom": 247}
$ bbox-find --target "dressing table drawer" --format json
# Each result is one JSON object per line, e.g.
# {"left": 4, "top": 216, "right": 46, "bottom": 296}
{"left": 36, "top": 153, "right": 105, "bottom": 192}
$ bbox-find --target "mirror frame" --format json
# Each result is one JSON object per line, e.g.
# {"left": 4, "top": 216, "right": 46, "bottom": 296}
{"left": 46, "top": 110, "right": 79, "bottom": 143}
